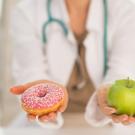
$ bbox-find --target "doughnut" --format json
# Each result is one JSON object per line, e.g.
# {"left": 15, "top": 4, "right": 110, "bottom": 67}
{"left": 21, "top": 81, "right": 66, "bottom": 116}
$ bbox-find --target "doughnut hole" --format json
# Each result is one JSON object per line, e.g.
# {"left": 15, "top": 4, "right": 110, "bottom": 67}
{"left": 37, "top": 89, "right": 47, "bottom": 98}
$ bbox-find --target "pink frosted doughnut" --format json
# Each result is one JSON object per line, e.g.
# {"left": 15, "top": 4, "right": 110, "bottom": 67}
{"left": 21, "top": 81, "right": 65, "bottom": 116}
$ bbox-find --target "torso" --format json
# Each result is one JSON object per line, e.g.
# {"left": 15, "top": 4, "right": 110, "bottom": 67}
{"left": 16, "top": 0, "right": 119, "bottom": 90}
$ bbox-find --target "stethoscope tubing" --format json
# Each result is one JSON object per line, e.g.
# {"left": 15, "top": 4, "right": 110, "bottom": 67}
{"left": 42, "top": 0, "right": 108, "bottom": 75}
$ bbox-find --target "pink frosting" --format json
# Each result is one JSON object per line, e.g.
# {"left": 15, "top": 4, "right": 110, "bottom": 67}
{"left": 21, "top": 83, "right": 64, "bottom": 109}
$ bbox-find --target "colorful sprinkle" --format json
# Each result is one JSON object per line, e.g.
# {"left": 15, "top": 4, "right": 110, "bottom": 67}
{"left": 21, "top": 83, "right": 64, "bottom": 109}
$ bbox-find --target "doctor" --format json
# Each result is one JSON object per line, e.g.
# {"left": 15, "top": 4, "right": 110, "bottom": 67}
{"left": 10, "top": 0, "right": 135, "bottom": 127}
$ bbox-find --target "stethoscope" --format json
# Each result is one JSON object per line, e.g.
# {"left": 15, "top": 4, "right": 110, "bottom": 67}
{"left": 42, "top": 0, "right": 108, "bottom": 75}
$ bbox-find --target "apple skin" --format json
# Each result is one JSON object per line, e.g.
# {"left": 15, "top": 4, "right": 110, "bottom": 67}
{"left": 107, "top": 79, "right": 135, "bottom": 116}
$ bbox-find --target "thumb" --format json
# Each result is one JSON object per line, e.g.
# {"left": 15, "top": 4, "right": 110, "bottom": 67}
{"left": 10, "top": 85, "right": 26, "bottom": 95}
{"left": 10, "top": 80, "right": 47, "bottom": 95}
{"left": 58, "top": 106, "right": 65, "bottom": 113}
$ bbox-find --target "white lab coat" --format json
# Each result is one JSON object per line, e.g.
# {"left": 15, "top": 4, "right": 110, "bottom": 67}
{"left": 10, "top": 0, "right": 135, "bottom": 127}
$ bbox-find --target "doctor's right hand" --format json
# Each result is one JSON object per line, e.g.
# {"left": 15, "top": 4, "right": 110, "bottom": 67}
{"left": 97, "top": 85, "right": 135, "bottom": 125}
{"left": 10, "top": 80, "right": 68, "bottom": 122}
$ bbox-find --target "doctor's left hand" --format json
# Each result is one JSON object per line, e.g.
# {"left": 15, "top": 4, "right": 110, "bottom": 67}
{"left": 97, "top": 85, "right": 135, "bottom": 125}
{"left": 10, "top": 80, "right": 68, "bottom": 122}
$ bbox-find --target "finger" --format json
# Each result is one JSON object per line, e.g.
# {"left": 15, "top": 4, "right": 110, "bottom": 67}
{"left": 128, "top": 116, "right": 135, "bottom": 123}
{"left": 119, "top": 114, "right": 129, "bottom": 122}
{"left": 97, "top": 87, "right": 109, "bottom": 108}
{"left": 122, "top": 116, "right": 135, "bottom": 125}
{"left": 103, "top": 106, "right": 117, "bottom": 115}
{"left": 10, "top": 80, "right": 50, "bottom": 95}
{"left": 97, "top": 87, "right": 116, "bottom": 115}
{"left": 111, "top": 117, "right": 120, "bottom": 123}
{"left": 10, "top": 82, "right": 37, "bottom": 95}
{"left": 39, "top": 115, "right": 49, "bottom": 122}
{"left": 58, "top": 102, "right": 67, "bottom": 112}
{"left": 48, "top": 112, "right": 57, "bottom": 121}
{"left": 39, "top": 112, "right": 57, "bottom": 122}
{"left": 10, "top": 85, "right": 26, "bottom": 95}
{"left": 27, "top": 114, "right": 36, "bottom": 121}
{"left": 111, "top": 115, "right": 121, "bottom": 123}
{"left": 111, "top": 114, "right": 128, "bottom": 123}
{"left": 58, "top": 106, "right": 65, "bottom": 112}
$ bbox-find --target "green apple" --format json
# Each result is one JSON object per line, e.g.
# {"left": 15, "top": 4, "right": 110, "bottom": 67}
{"left": 107, "top": 78, "right": 135, "bottom": 116}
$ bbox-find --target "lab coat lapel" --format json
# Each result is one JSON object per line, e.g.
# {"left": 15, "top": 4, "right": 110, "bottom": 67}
{"left": 36, "top": 0, "right": 47, "bottom": 40}
{"left": 36, "top": 0, "right": 77, "bottom": 85}
{"left": 46, "top": 23, "right": 77, "bottom": 85}
{"left": 84, "top": 0, "right": 104, "bottom": 88}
